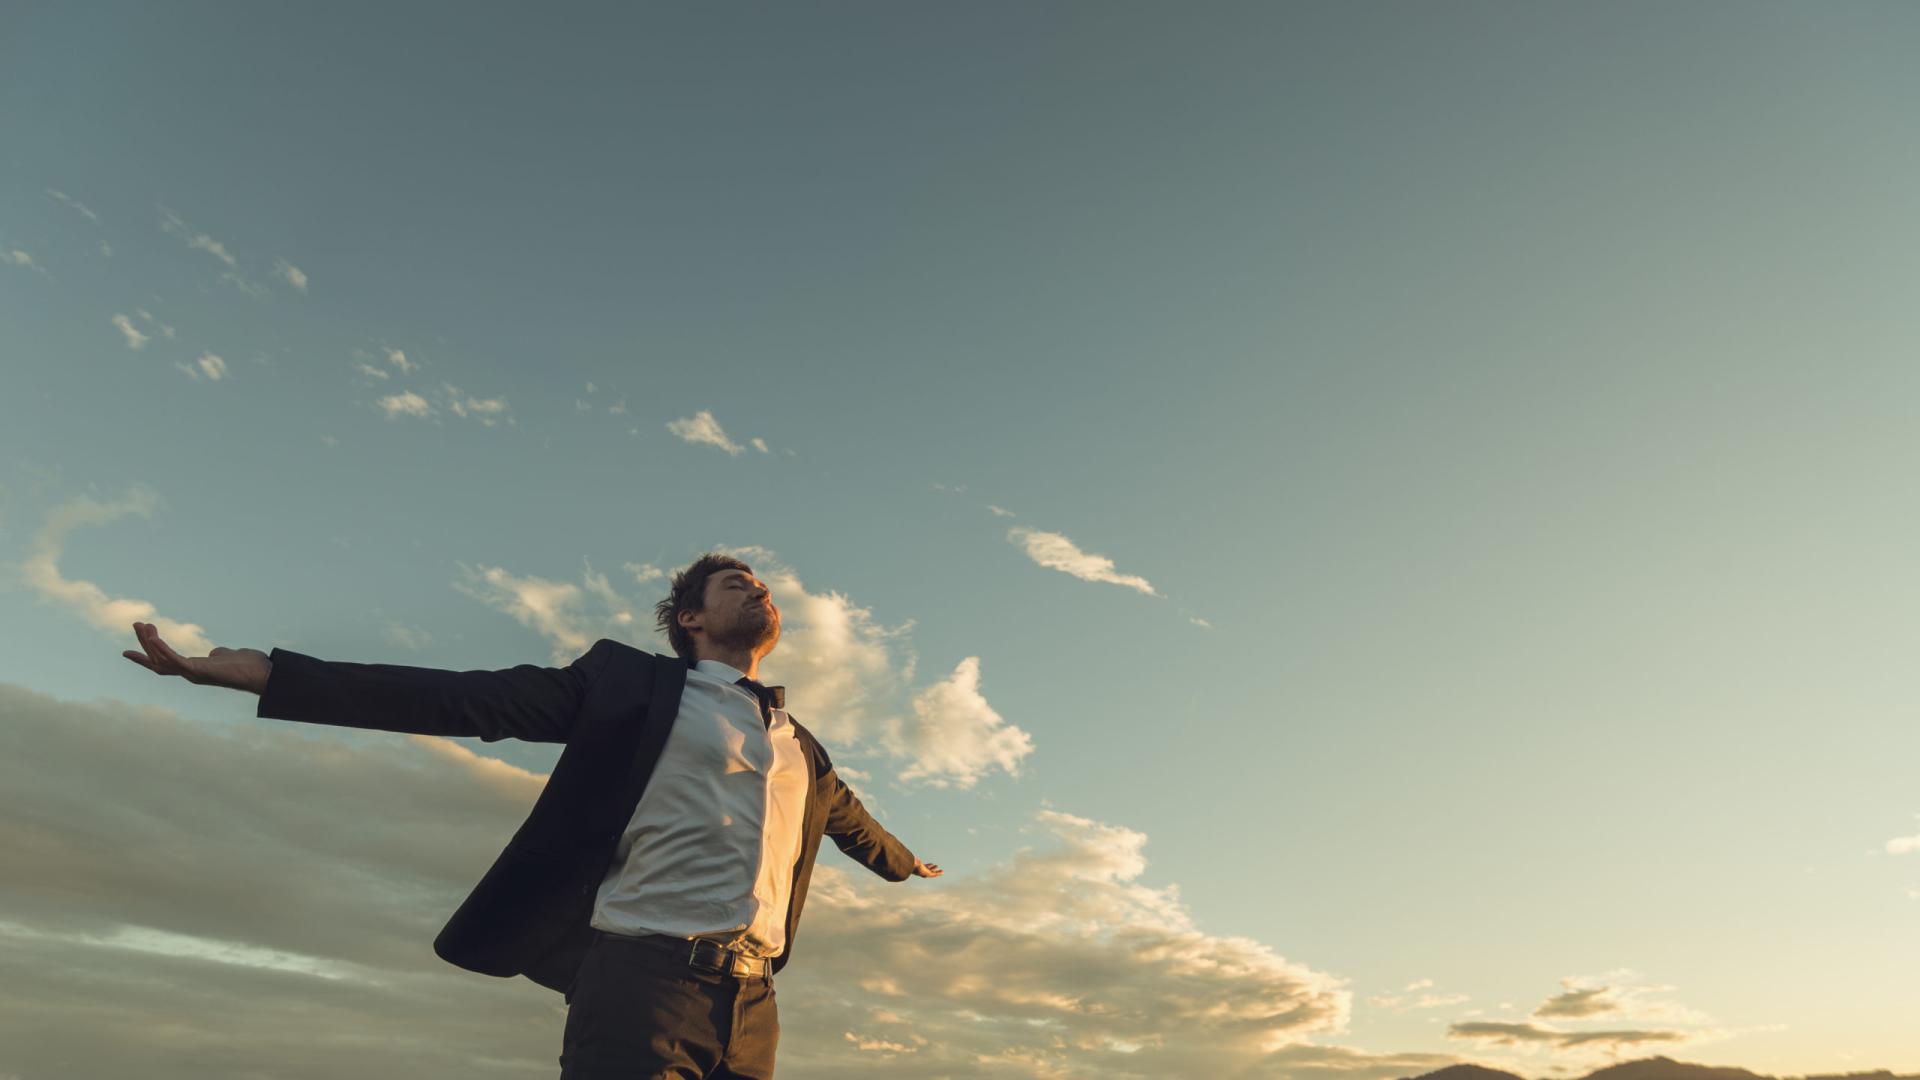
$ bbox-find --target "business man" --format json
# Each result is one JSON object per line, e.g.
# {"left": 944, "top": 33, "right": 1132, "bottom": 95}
{"left": 123, "top": 552, "right": 941, "bottom": 1080}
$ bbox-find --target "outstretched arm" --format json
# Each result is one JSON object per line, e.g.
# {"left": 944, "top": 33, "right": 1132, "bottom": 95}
{"left": 123, "top": 621, "right": 610, "bottom": 744}
{"left": 823, "top": 770, "right": 941, "bottom": 880}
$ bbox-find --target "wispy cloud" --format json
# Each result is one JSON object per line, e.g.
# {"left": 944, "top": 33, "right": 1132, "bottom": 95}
{"left": 385, "top": 348, "right": 416, "bottom": 374}
{"left": 355, "top": 362, "right": 391, "bottom": 381}
{"left": 14, "top": 487, "right": 216, "bottom": 655}
{"left": 450, "top": 558, "right": 627, "bottom": 664}
{"left": 442, "top": 382, "right": 512, "bottom": 427}
{"left": 667, "top": 409, "right": 748, "bottom": 455}
{"left": 134, "top": 309, "right": 176, "bottom": 339}
{"left": 110, "top": 313, "right": 150, "bottom": 350}
{"left": 159, "top": 206, "right": 238, "bottom": 268}
{"left": 3, "top": 247, "right": 50, "bottom": 278}
{"left": 380, "top": 621, "right": 433, "bottom": 651}
{"left": 46, "top": 188, "right": 100, "bottom": 223}
{"left": 173, "top": 353, "right": 228, "bottom": 382}
{"left": 1007, "top": 526, "right": 1158, "bottom": 596}
{"left": 272, "top": 257, "right": 308, "bottom": 292}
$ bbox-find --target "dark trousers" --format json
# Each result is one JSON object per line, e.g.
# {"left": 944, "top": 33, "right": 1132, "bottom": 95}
{"left": 559, "top": 931, "right": 779, "bottom": 1079}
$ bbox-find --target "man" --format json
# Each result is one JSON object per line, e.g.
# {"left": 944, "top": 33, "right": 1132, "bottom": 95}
{"left": 121, "top": 552, "right": 940, "bottom": 1079}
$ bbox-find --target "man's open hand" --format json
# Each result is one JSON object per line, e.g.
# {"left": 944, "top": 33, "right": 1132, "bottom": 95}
{"left": 122, "top": 621, "right": 273, "bottom": 695}
{"left": 911, "top": 858, "right": 942, "bottom": 878}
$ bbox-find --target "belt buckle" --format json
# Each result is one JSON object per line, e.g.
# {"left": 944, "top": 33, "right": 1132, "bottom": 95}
{"left": 686, "top": 938, "right": 759, "bottom": 978}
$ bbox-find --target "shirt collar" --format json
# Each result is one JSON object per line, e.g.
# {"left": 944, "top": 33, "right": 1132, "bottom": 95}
{"left": 692, "top": 658, "right": 751, "bottom": 684}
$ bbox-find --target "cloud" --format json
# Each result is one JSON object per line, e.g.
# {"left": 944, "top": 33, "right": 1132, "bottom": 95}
{"left": 385, "top": 348, "right": 415, "bottom": 374}
{"left": 3, "top": 247, "right": 49, "bottom": 277}
{"left": 111, "top": 313, "right": 150, "bottom": 350}
{"left": 355, "top": 362, "right": 391, "bottom": 381}
{"left": 1442, "top": 973, "right": 1721, "bottom": 1064}
{"left": 135, "top": 309, "right": 176, "bottom": 339}
{"left": 1006, "top": 527, "right": 1157, "bottom": 596}
{"left": 1188, "top": 616, "right": 1212, "bottom": 629}
{"left": 1446, "top": 1020, "right": 1686, "bottom": 1050}
{"left": 450, "top": 545, "right": 1031, "bottom": 787}
{"left": 0, "top": 695, "right": 1438, "bottom": 1080}
{"left": 159, "top": 206, "right": 238, "bottom": 268}
{"left": 888, "top": 657, "right": 1033, "bottom": 789}
{"left": 380, "top": 622, "right": 433, "bottom": 651}
{"left": 988, "top": 505, "right": 1016, "bottom": 518}
{"left": 1886, "top": 814, "right": 1920, "bottom": 855}
{"left": 174, "top": 353, "right": 228, "bottom": 382}
{"left": 1367, "top": 977, "right": 1469, "bottom": 1012}
{"left": 376, "top": 391, "right": 433, "bottom": 419}
{"left": 272, "top": 258, "right": 308, "bottom": 292}
{"left": 667, "top": 410, "right": 747, "bottom": 455}
{"left": 751, "top": 437, "right": 770, "bottom": 454}
{"left": 1529, "top": 973, "right": 1708, "bottom": 1024}
{"left": 12, "top": 487, "right": 216, "bottom": 655}
{"left": 442, "top": 383, "right": 512, "bottom": 427}
{"left": 450, "top": 559, "right": 627, "bottom": 665}
{"left": 46, "top": 188, "right": 99, "bottom": 222}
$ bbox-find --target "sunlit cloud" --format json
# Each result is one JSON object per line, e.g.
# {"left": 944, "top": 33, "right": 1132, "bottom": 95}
{"left": 14, "top": 487, "right": 215, "bottom": 655}
{"left": 110, "top": 313, "right": 150, "bottom": 350}
{"left": 450, "top": 557, "right": 625, "bottom": 663}
{"left": 173, "top": 352, "right": 229, "bottom": 382}
{"left": 449, "top": 545, "right": 1033, "bottom": 786}
{"left": 667, "top": 409, "right": 747, "bottom": 455}
{"left": 135, "top": 309, "right": 176, "bottom": 339}
{"left": 442, "top": 382, "right": 512, "bottom": 427}
{"left": 385, "top": 347, "right": 416, "bottom": 374}
{"left": 3, "top": 247, "right": 49, "bottom": 277}
{"left": 159, "top": 206, "right": 238, "bottom": 268}
{"left": 355, "top": 362, "right": 392, "bottom": 381}
{"left": 751, "top": 437, "right": 770, "bottom": 454}
{"left": 272, "top": 257, "right": 308, "bottom": 292}
{"left": 1368, "top": 977, "right": 1469, "bottom": 1012}
{"left": 1006, "top": 526, "right": 1158, "bottom": 596}
{"left": 376, "top": 390, "right": 432, "bottom": 419}
{"left": 888, "top": 657, "right": 1033, "bottom": 789}
{"left": 0, "top": 692, "right": 1426, "bottom": 1080}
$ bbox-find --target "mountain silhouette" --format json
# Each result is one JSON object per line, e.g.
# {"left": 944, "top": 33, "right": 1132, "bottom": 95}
{"left": 1403, "top": 1057, "right": 1920, "bottom": 1080}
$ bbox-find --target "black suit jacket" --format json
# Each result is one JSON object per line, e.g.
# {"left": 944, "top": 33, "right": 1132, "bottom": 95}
{"left": 254, "top": 636, "right": 917, "bottom": 993}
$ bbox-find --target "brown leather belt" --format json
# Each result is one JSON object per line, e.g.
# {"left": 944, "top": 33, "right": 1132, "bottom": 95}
{"left": 601, "top": 931, "right": 772, "bottom": 979}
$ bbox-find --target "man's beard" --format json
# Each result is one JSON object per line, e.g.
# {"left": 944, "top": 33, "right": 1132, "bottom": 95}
{"left": 709, "top": 608, "right": 779, "bottom": 655}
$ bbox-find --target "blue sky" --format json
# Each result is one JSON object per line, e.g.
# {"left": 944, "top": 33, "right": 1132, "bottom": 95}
{"left": 3, "top": 3, "right": 1919, "bottom": 1076}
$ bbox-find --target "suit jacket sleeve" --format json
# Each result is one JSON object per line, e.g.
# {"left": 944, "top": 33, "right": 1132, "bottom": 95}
{"left": 823, "top": 769, "right": 917, "bottom": 882}
{"left": 254, "top": 638, "right": 613, "bottom": 743}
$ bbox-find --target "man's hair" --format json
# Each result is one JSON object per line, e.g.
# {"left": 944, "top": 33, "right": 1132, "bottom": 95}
{"left": 654, "top": 552, "right": 753, "bottom": 659}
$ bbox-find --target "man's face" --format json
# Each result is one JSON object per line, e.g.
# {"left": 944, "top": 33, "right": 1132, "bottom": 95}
{"left": 684, "top": 567, "right": 781, "bottom": 657}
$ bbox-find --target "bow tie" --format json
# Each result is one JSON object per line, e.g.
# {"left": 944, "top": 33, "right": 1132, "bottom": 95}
{"left": 734, "top": 677, "right": 785, "bottom": 727}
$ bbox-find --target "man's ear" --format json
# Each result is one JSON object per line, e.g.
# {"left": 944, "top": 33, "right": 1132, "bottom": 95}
{"left": 676, "top": 607, "right": 702, "bottom": 635}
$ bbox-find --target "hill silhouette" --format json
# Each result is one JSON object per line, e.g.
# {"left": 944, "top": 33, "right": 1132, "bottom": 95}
{"left": 1403, "top": 1057, "right": 1920, "bottom": 1080}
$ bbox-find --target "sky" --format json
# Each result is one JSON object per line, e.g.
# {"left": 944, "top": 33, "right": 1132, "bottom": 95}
{"left": 2, "top": 2, "right": 1918, "bottom": 1077}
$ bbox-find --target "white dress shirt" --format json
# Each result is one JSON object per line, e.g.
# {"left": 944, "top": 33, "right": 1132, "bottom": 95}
{"left": 589, "top": 659, "right": 812, "bottom": 958}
